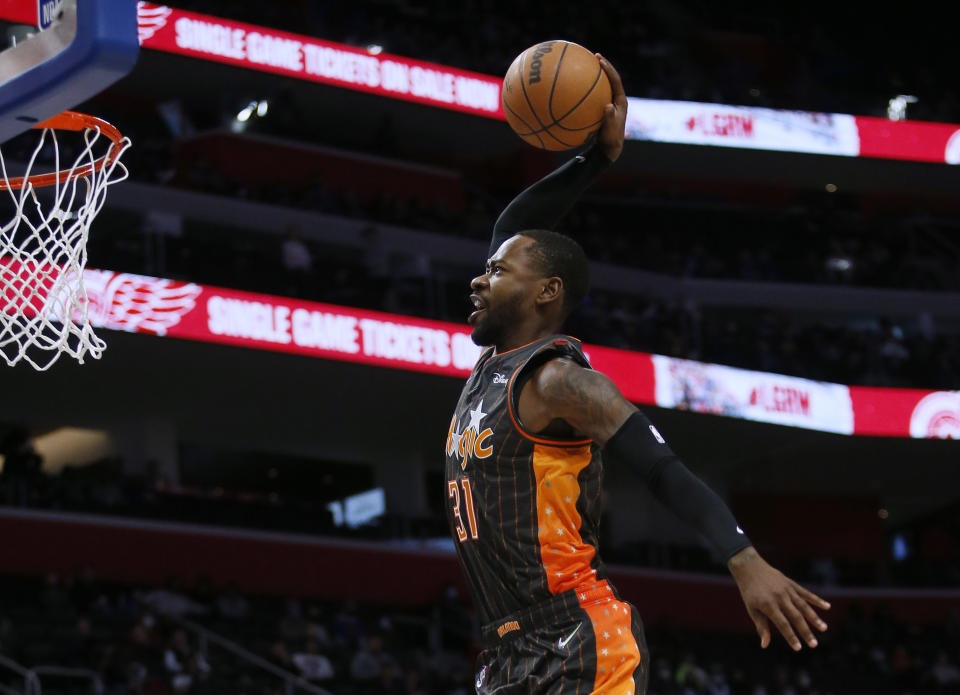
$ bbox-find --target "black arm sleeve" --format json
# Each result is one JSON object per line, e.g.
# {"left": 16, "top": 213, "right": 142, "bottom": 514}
{"left": 489, "top": 145, "right": 612, "bottom": 257}
{"left": 603, "top": 411, "right": 752, "bottom": 562}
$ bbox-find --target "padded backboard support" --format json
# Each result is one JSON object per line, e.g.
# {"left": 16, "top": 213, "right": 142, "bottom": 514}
{"left": 0, "top": 0, "right": 139, "bottom": 143}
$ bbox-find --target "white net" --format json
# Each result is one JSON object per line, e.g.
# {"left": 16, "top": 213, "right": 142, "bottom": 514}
{"left": 0, "top": 114, "right": 130, "bottom": 370}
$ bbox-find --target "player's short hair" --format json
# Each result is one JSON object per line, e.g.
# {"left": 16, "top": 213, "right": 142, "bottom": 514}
{"left": 516, "top": 229, "right": 589, "bottom": 317}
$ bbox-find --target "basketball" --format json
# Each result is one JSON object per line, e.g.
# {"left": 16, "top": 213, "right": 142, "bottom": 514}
{"left": 501, "top": 40, "right": 612, "bottom": 151}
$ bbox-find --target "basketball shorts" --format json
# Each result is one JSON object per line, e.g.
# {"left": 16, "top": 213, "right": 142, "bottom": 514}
{"left": 476, "top": 586, "right": 649, "bottom": 695}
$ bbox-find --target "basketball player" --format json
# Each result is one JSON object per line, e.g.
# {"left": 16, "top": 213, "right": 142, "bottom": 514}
{"left": 444, "top": 56, "right": 830, "bottom": 694}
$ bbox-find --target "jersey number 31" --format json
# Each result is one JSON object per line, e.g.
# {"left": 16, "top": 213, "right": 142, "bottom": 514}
{"left": 448, "top": 477, "right": 478, "bottom": 542}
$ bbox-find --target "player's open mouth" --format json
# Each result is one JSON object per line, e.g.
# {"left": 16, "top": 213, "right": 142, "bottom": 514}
{"left": 469, "top": 295, "right": 486, "bottom": 323}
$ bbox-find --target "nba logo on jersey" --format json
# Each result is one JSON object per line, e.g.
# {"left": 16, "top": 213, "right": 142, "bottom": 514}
{"left": 37, "top": 0, "right": 65, "bottom": 29}
{"left": 475, "top": 665, "right": 487, "bottom": 689}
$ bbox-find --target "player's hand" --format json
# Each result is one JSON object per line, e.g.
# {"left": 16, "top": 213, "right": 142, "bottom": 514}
{"left": 727, "top": 546, "right": 830, "bottom": 651}
{"left": 595, "top": 54, "right": 627, "bottom": 162}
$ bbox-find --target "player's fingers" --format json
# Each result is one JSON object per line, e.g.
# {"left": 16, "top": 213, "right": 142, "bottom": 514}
{"left": 749, "top": 610, "right": 771, "bottom": 649}
{"left": 782, "top": 592, "right": 819, "bottom": 648}
{"left": 794, "top": 583, "right": 832, "bottom": 612}
{"left": 596, "top": 54, "right": 626, "bottom": 103}
{"left": 794, "top": 596, "right": 827, "bottom": 632}
{"left": 766, "top": 604, "right": 802, "bottom": 651}
{"left": 792, "top": 587, "right": 829, "bottom": 633}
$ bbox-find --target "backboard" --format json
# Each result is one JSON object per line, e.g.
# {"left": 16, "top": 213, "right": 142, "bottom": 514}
{"left": 0, "top": 0, "right": 139, "bottom": 143}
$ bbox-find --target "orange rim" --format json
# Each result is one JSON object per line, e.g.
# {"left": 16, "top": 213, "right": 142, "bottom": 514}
{"left": 0, "top": 111, "right": 126, "bottom": 191}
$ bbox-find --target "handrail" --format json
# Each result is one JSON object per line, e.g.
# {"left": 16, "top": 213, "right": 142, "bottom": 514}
{"left": 29, "top": 665, "right": 102, "bottom": 694}
{"left": 0, "top": 653, "right": 39, "bottom": 695}
{"left": 163, "top": 614, "right": 334, "bottom": 695}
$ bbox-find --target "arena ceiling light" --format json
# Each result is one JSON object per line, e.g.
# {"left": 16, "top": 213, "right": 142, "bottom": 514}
{"left": 233, "top": 99, "right": 270, "bottom": 132}
{"left": 236, "top": 100, "right": 257, "bottom": 122}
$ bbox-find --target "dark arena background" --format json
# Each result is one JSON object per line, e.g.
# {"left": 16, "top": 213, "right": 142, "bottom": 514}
{"left": 1, "top": 2, "right": 958, "bottom": 694}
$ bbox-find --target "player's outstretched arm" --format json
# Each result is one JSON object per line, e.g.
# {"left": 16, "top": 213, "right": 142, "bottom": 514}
{"left": 519, "top": 358, "right": 830, "bottom": 651}
{"left": 488, "top": 57, "right": 628, "bottom": 257}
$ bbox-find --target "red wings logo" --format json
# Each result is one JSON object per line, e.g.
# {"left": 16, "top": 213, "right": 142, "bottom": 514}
{"left": 136, "top": 2, "right": 172, "bottom": 44}
{"left": 909, "top": 391, "right": 960, "bottom": 439}
{"left": 82, "top": 270, "right": 201, "bottom": 335}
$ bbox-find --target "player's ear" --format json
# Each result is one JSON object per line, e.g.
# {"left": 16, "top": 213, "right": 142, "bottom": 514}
{"left": 536, "top": 276, "right": 563, "bottom": 308}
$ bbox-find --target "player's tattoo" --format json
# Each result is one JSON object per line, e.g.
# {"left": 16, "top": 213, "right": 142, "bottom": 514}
{"left": 536, "top": 358, "right": 635, "bottom": 445}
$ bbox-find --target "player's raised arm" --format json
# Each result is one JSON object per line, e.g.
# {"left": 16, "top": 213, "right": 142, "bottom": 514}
{"left": 489, "top": 57, "right": 628, "bottom": 257}
{"left": 519, "top": 357, "right": 830, "bottom": 651}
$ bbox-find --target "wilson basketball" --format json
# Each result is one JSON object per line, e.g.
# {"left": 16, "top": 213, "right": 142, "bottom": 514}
{"left": 501, "top": 40, "right": 612, "bottom": 151}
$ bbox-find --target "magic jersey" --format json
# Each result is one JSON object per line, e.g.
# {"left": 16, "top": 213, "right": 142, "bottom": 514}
{"left": 444, "top": 335, "right": 611, "bottom": 626}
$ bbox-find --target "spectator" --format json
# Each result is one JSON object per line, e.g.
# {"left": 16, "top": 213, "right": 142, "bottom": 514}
{"left": 215, "top": 582, "right": 250, "bottom": 620}
{"left": 304, "top": 603, "right": 332, "bottom": 647}
{"left": 163, "top": 628, "right": 211, "bottom": 693}
{"left": 141, "top": 578, "right": 209, "bottom": 618}
{"left": 268, "top": 640, "right": 294, "bottom": 672}
{"left": 331, "top": 600, "right": 364, "bottom": 648}
{"left": 432, "top": 584, "right": 473, "bottom": 652}
{"left": 278, "top": 599, "right": 309, "bottom": 643}
{"left": 39, "top": 572, "right": 73, "bottom": 617}
{"left": 280, "top": 225, "right": 314, "bottom": 297}
{"left": 291, "top": 637, "right": 335, "bottom": 682}
{"left": 929, "top": 650, "right": 960, "bottom": 688}
{"left": 60, "top": 615, "right": 99, "bottom": 668}
{"left": 707, "top": 662, "right": 731, "bottom": 695}
{"left": 350, "top": 633, "right": 397, "bottom": 683}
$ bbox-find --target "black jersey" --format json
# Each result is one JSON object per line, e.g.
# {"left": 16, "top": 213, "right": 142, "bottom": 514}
{"left": 444, "top": 335, "right": 612, "bottom": 626}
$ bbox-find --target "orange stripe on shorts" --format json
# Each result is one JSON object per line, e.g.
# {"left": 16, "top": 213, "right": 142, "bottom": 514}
{"left": 580, "top": 594, "right": 643, "bottom": 695}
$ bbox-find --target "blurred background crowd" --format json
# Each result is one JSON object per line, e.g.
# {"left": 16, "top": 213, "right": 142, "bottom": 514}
{"left": 2, "top": 570, "right": 960, "bottom": 695}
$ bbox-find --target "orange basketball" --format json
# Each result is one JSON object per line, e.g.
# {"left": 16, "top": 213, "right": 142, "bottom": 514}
{"left": 501, "top": 40, "right": 612, "bottom": 151}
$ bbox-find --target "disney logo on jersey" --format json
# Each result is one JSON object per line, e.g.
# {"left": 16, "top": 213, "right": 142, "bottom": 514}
{"left": 446, "top": 400, "right": 493, "bottom": 469}
{"left": 493, "top": 372, "right": 509, "bottom": 385}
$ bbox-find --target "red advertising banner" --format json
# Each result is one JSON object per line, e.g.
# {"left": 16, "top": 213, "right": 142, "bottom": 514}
{"left": 0, "top": 0, "right": 34, "bottom": 25}
{"left": 134, "top": 3, "right": 504, "bottom": 119}
{"left": 850, "top": 386, "right": 960, "bottom": 438}
{"left": 855, "top": 116, "right": 960, "bottom": 164}
{"left": 27, "top": 267, "right": 947, "bottom": 440}
{"left": 3, "top": 4, "right": 960, "bottom": 164}
{"left": 66, "top": 268, "right": 660, "bottom": 402}
{"left": 2, "top": 259, "right": 955, "bottom": 438}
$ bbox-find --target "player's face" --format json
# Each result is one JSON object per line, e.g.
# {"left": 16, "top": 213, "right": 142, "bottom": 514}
{"left": 468, "top": 236, "right": 543, "bottom": 347}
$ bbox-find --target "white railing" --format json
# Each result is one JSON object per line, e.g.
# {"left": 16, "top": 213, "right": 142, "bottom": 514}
{"left": 165, "top": 615, "right": 334, "bottom": 695}
{"left": 0, "top": 653, "right": 38, "bottom": 695}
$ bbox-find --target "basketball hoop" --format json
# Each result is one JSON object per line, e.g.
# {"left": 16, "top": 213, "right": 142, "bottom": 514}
{"left": 0, "top": 110, "right": 131, "bottom": 370}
